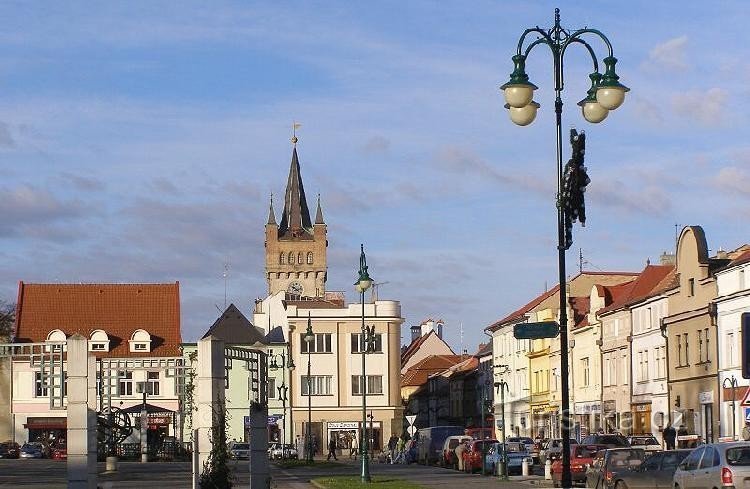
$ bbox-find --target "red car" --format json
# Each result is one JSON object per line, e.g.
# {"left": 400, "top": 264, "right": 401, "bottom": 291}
{"left": 51, "top": 443, "right": 67, "bottom": 460}
{"left": 551, "top": 444, "right": 607, "bottom": 487}
{"left": 462, "top": 439, "right": 498, "bottom": 473}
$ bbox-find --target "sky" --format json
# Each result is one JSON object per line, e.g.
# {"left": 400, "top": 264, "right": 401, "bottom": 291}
{"left": 2, "top": 1, "right": 750, "bottom": 353}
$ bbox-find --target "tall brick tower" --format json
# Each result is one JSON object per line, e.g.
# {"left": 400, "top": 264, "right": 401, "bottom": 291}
{"left": 264, "top": 137, "right": 327, "bottom": 297}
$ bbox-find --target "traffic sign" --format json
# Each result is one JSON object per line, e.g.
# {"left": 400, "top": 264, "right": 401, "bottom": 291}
{"left": 407, "top": 425, "right": 416, "bottom": 436}
{"left": 406, "top": 415, "right": 417, "bottom": 426}
{"left": 741, "top": 387, "right": 750, "bottom": 407}
{"left": 513, "top": 321, "right": 560, "bottom": 340}
{"left": 745, "top": 407, "right": 750, "bottom": 423}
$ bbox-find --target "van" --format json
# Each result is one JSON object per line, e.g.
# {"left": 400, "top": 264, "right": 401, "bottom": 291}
{"left": 416, "top": 426, "right": 465, "bottom": 465}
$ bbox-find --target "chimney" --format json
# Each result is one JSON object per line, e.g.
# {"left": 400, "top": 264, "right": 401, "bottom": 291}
{"left": 659, "top": 251, "right": 676, "bottom": 266}
{"left": 410, "top": 325, "right": 421, "bottom": 343}
{"left": 435, "top": 320, "right": 444, "bottom": 339}
{"left": 716, "top": 247, "right": 728, "bottom": 259}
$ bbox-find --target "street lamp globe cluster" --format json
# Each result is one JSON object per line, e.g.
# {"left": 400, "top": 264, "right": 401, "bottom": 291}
{"left": 499, "top": 9, "right": 628, "bottom": 489}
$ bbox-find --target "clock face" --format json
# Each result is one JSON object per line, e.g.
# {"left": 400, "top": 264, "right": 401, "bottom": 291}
{"left": 287, "top": 281, "right": 304, "bottom": 296}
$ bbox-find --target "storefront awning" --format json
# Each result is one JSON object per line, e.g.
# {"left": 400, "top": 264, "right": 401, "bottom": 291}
{"left": 24, "top": 417, "right": 67, "bottom": 430}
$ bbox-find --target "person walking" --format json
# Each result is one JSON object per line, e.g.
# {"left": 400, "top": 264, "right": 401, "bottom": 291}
{"left": 455, "top": 440, "right": 467, "bottom": 472}
{"left": 326, "top": 437, "right": 338, "bottom": 461}
{"left": 350, "top": 433, "right": 359, "bottom": 460}
{"left": 677, "top": 425, "right": 689, "bottom": 449}
{"left": 394, "top": 436, "right": 405, "bottom": 464}
{"left": 663, "top": 423, "right": 676, "bottom": 450}
{"left": 387, "top": 434, "right": 398, "bottom": 463}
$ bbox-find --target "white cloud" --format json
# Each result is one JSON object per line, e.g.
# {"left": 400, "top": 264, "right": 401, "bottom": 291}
{"left": 671, "top": 87, "right": 729, "bottom": 126}
{"left": 714, "top": 166, "right": 750, "bottom": 197}
{"left": 644, "top": 35, "right": 689, "bottom": 72}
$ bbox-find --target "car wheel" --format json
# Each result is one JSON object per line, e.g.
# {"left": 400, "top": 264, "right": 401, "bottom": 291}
{"left": 615, "top": 481, "right": 628, "bottom": 489}
{"left": 552, "top": 480, "right": 560, "bottom": 488}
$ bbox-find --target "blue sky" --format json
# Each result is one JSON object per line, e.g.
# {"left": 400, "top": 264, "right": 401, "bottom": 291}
{"left": 2, "top": 1, "right": 750, "bottom": 352}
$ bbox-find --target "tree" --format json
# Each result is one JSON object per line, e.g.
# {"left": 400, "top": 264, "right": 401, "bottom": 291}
{"left": 199, "top": 399, "right": 234, "bottom": 489}
{"left": 0, "top": 300, "right": 15, "bottom": 341}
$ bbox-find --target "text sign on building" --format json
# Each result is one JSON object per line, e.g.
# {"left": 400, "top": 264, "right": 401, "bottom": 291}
{"left": 327, "top": 422, "right": 359, "bottom": 430}
{"left": 513, "top": 321, "right": 560, "bottom": 340}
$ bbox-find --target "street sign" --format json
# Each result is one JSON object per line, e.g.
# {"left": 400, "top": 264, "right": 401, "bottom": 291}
{"left": 741, "top": 387, "right": 750, "bottom": 407}
{"left": 513, "top": 321, "right": 560, "bottom": 340}
{"left": 406, "top": 415, "right": 417, "bottom": 426}
{"left": 745, "top": 407, "right": 750, "bottom": 423}
{"left": 407, "top": 425, "right": 416, "bottom": 436}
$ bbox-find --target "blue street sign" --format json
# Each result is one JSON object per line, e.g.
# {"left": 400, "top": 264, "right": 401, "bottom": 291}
{"left": 744, "top": 407, "right": 750, "bottom": 423}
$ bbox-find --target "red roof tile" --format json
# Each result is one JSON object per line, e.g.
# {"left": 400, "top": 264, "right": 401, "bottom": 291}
{"left": 14, "top": 282, "right": 181, "bottom": 358}
{"left": 569, "top": 296, "right": 590, "bottom": 328}
{"left": 400, "top": 354, "right": 462, "bottom": 387}
{"left": 598, "top": 265, "right": 675, "bottom": 314}
{"left": 486, "top": 285, "right": 560, "bottom": 332}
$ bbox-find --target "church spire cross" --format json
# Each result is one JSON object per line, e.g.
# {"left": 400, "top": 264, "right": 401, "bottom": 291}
{"left": 267, "top": 192, "right": 276, "bottom": 225}
{"left": 278, "top": 138, "right": 312, "bottom": 237}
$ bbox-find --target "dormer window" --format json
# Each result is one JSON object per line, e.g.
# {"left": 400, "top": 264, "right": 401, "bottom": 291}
{"left": 129, "top": 329, "right": 152, "bottom": 353}
{"left": 46, "top": 329, "right": 67, "bottom": 352}
{"left": 89, "top": 329, "right": 110, "bottom": 352}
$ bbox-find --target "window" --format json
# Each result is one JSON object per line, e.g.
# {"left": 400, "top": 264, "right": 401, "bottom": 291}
{"left": 677, "top": 335, "right": 683, "bottom": 366}
{"left": 91, "top": 343, "right": 106, "bottom": 351}
{"left": 642, "top": 351, "right": 648, "bottom": 382}
{"left": 705, "top": 328, "right": 710, "bottom": 362}
{"left": 147, "top": 371, "right": 160, "bottom": 396}
{"left": 655, "top": 346, "right": 667, "bottom": 379}
{"left": 727, "top": 331, "right": 736, "bottom": 366}
{"left": 698, "top": 330, "right": 703, "bottom": 362}
{"left": 267, "top": 377, "right": 276, "bottom": 399}
{"left": 352, "top": 375, "right": 384, "bottom": 395}
{"left": 684, "top": 333, "right": 690, "bottom": 364}
{"left": 646, "top": 307, "right": 653, "bottom": 330}
{"left": 89, "top": 329, "right": 110, "bottom": 352}
{"left": 280, "top": 253, "right": 286, "bottom": 265}
{"left": 300, "top": 375, "right": 332, "bottom": 396}
{"left": 582, "top": 357, "right": 590, "bottom": 387}
{"left": 351, "top": 333, "right": 383, "bottom": 353}
{"left": 35, "top": 372, "right": 48, "bottom": 397}
{"left": 129, "top": 329, "right": 152, "bottom": 353}
{"left": 297, "top": 252, "right": 303, "bottom": 264}
{"left": 621, "top": 352, "right": 629, "bottom": 385}
{"left": 288, "top": 252, "right": 294, "bottom": 264}
{"left": 688, "top": 278, "right": 695, "bottom": 296}
{"left": 300, "top": 333, "right": 332, "bottom": 353}
{"left": 118, "top": 371, "right": 133, "bottom": 396}
{"left": 307, "top": 252, "right": 313, "bottom": 265}
{"left": 603, "top": 357, "right": 611, "bottom": 386}
{"left": 609, "top": 354, "right": 617, "bottom": 385}
{"left": 740, "top": 269, "right": 746, "bottom": 290}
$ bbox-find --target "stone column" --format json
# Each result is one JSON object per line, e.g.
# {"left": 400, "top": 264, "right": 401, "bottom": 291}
{"left": 67, "top": 334, "right": 97, "bottom": 489}
{"left": 195, "top": 336, "right": 225, "bottom": 473}
{"left": 248, "top": 398, "right": 269, "bottom": 489}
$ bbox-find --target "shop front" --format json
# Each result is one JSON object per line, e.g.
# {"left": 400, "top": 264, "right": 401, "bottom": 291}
{"left": 531, "top": 404, "right": 550, "bottom": 439}
{"left": 632, "top": 402, "right": 652, "bottom": 435}
{"left": 326, "top": 421, "right": 382, "bottom": 455}
{"left": 24, "top": 416, "right": 67, "bottom": 445}
{"left": 574, "top": 401, "right": 601, "bottom": 438}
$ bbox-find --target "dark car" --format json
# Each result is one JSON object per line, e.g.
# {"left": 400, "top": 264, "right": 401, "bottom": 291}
{"left": 415, "top": 426, "right": 465, "bottom": 465}
{"left": 0, "top": 442, "right": 20, "bottom": 459}
{"left": 614, "top": 449, "right": 692, "bottom": 489}
{"left": 580, "top": 434, "right": 630, "bottom": 448}
{"left": 585, "top": 447, "right": 646, "bottom": 488}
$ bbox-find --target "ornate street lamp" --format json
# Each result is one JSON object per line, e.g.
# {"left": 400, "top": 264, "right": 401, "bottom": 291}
{"left": 269, "top": 351, "right": 294, "bottom": 458}
{"left": 494, "top": 364, "right": 510, "bottom": 480}
{"left": 303, "top": 314, "right": 314, "bottom": 463}
{"left": 355, "top": 244, "right": 373, "bottom": 483}
{"left": 499, "top": 9, "right": 628, "bottom": 488}
{"left": 723, "top": 375, "right": 739, "bottom": 441}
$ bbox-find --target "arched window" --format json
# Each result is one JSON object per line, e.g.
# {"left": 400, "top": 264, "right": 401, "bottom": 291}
{"left": 288, "top": 252, "right": 294, "bottom": 264}
{"left": 129, "top": 329, "right": 152, "bottom": 353}
{"left": 297, "top": 252, "right": 303, "bottom": 264}
{"left": 89, "top": 329, "right": 110, "bottom": 352}
{"left": 280, "top": 253, "right": 285, "bottom": 265}
{"left": 307, "top": 252, "right": 314, "bottom": 264}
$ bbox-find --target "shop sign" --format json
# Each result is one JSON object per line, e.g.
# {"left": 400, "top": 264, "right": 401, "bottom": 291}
{"left": 602, "top": 401, "right": 616, "bottom": 413}
{"left": 634, "top": 404, "right": 650, "bottom": 412}
{"left": 698, "top": 391, "right": 713, "bottom": 404}
{"left": 244, "top": 415, "right": 281, "bottom": 428}
{"left": 574, "top": 402, "right": 601, "bottom": 415}
{"left": 327, "top": 422, "right": 359, "bottom": 430}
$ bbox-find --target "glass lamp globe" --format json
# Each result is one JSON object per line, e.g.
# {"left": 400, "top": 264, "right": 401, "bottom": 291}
{"left": 507, "top": 101, "right": 540, "bottom": 126}
{"left": 503, "top": 85, "right": 535, "bottom": 109}
{"left": 581, "top": 100, "right": 608, "bottom": 123}
{"left": 596, "top": 87, "right": 626, "bottom": 110}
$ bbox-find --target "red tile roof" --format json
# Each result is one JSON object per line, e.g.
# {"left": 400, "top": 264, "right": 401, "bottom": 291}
{"left": 14, "top": 282, "right": 181, "bottom": 358}
{"left": 598, "top": 265, "right": 675, "bottom": 314}
{"left": 569, "top": 296, "right": 590, "bottom": 328}
{"left": 486, "top": 285, "right": 560, "bottom": 332}
{"left": 400, "top": 329, "right": 455, "bottom": 366}
{"left": 400, "top": 354, "right": 462, "bottom": 387}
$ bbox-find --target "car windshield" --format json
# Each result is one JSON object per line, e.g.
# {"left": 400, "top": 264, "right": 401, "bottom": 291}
{"left": 233, "top": 444, "right": 249, "bottom": 450}
{"left": 574, "top": 446, "right": 601, "bottom": 458}
{"left": 630, "top": 437, "right": 658, "bottom": 446}
{"left": 726, "top": 447, "right": 750, "bottom": 466}
{"left": 607, "top": 449, "right": 645, "bottom": 468}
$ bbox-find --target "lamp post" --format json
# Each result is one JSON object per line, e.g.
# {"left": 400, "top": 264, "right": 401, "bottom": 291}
{"left": 494, "top": 364, "right": 509, "bottom": 480}
{"left": 723, "top": 375, "right": 739, "bottom": 441}
{"left": 355, "top": 243, "right": 374, "bottom": 483}
{"left": 500, "top": 9, "right": 628, "bottom": 488}
{"left": 269, "top": 352, "right": 295, "bottom": 456}
{"left": 303, "top": 314, "right": 315, "bottom": 463}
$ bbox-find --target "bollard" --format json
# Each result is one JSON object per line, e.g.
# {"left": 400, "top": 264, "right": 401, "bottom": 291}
{"left": 105, "top": 456, "right": 118, "bottom": 472}
{"left": 545, "top": 458, "right": 552, "bottom": 480}
{"left": 522, "top": 457, "right": 530, "bottom": 477}
{"left": 498, "top": 460, "right": 507, "bottom": 479}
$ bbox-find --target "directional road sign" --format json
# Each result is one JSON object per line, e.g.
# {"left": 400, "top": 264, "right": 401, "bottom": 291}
{"left": 513, "top": 321, "right": 560, "bottom": 340}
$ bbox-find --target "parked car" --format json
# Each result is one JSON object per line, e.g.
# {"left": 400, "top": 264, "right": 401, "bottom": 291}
{"left": 551, "top": 444, "right": 608, "bottom": 488}
{"left": 540, "top": 438, "right": 578, "bottom": 464}
{"left": 461, "top": 439, "right": 497, "bottom": 473}
{"left": 613, "top": 449, "right": 692, "bottom": 489}
{"left": 464, "top": 427, "right": 494, "bottom": 440}
{"left": 442, "top": 435, "right": 472, "bottom": 468}
{"left": 580, "top": 434, "right": 630, "bottom": 448}
{"left": 506, "top": 437, "right": 536, "bottom": 457}
{"left": 415, "top": 426, "right": 465, "bottom": 465}
{"left": 627, "top": 435, "right": 661, "bottom": 453}
{"left": 485, "top": 442, "right": 534, "bottom": 475}
{"left": 229, "top": 442, "right": 250, "bottom": 460}
{"left": 0, "top": 442, "right": 20, "bottom": 459}
{"left": 51, "top": 442, "right": 67, "bottom": 460}
{"left": 19, "top": 443, "right": 43, "bottom": 459}
{"left": 270, "top": 443, "right": 298, "bottom": 460}
{"left": 585, "top": 447, "right": 646, "bottom": 489}
{"left": 673, "top": 442, "right": 750, "bottom": 489}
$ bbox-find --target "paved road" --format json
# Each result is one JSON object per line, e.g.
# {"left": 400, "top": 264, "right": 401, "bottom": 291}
{"left": 0, "top": 458, "right": 551, "bottom": 488}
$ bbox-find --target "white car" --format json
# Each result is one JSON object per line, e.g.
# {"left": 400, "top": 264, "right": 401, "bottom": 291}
{"left": 270, "top": 443, "right": 298, "bottom": 460}
{"left": 627, "top": 435, "right": 661, "bottom": 453}
{"left": 229, "top": 442, "right": 250, "bottom": 460}
{"left": 673, "top": 442, "right": 750, "bottom": 489}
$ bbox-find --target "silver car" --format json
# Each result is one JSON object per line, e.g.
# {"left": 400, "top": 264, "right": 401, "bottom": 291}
{"left": 673, "top": 442, "right": 750, "bottom": 489}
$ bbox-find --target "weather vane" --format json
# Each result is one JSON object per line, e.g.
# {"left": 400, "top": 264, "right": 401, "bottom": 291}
{"left": 291, "top": 121, "right": 301, "bottom": 145}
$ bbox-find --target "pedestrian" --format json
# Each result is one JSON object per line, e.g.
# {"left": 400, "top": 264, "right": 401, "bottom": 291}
{"left": 677, "top": 424, "right": 689, "bottom": 449}
{"left": 326, "top": 437, "right": 338, "bottom": 461}
{"left": 663, "top": 423, "right": 676, "bottom": 450}
{"left": 350, "top": 433, "right": 359, "bottom": 460}
{"left": 743, "top": 421, "right": 750, "bottom": 441}
{"left": 455, "top": 440, "right": 467, "bottom": 472}
{"left": 388, "top": 434, "right": 398, "bottom": 463}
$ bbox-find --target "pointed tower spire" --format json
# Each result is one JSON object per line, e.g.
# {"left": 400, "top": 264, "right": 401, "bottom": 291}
{"left": 267, "top": 192, "right": 276, "bottom": 225}
{"left": 278, "top": 136, "right": 312, "bottom": 237}
{"left": 315, "top": 194, "right": 325, "bottom": 225}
